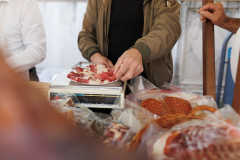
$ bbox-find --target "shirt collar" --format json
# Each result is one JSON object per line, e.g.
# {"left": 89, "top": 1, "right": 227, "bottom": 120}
{"left": 0, "top": 0, "right": 11, "bottom": 3}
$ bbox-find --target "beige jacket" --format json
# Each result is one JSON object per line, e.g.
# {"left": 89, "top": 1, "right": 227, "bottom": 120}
{"left": 78, "top": 0, "right": 181, "bottom": 87}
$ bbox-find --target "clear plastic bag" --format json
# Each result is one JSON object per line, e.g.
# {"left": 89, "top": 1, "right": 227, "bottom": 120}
{"left": 49, "top": 93, "right": 114, "bottom": 136}
{"left": 124, "top": 100, "right": 158, "bottom": 131}
{"left": 130, "top": 106, "right": 240, "bottom": 160}
{"left": 98, "top": 99, "right": 158, "bottom": 149}
{"left": 128, "top": 76, "right": 158, "bottom": 94}
{"left": 128, "top": 76, "right": 183, "bottom": 101}
{"left": 128, "top": 77, "right": 217, "bottom": 118}
{"left": 101, "top": 123, "right": 135, "bottom": 148}
{"left": 50, "top": 94, "right": 80, "bottom": 126}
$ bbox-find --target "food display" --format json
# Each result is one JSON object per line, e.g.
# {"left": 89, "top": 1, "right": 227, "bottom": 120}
{"left": 129, "top": 105, "right": 216, "bottom": 152}
{"left": 142, "top": 97, "right": 193, "bottom": 116}
{"left": 151, "top": 121, "right": 240, "bottom": 160}
{"left": 67, "top": 64, "right": 117, "bottom": 85}
{"left": 50, "top": 76, "right": 240, "bottom": 160}
{"left": 141, "top": 94, "right": 217, "bottom": 115}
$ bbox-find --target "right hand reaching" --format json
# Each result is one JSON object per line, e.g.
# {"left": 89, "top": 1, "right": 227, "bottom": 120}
{"left": 90, "top": 52, "right": 114, "bottom": 68}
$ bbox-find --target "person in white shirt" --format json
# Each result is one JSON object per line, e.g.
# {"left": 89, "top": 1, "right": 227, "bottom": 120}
{"left": 0, "top": 0, "right": 46, "bottom": 80}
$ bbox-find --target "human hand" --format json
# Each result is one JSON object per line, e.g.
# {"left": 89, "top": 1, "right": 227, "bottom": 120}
{"left": 197, "top": 3, "right": 227, "bottom": 27}
{"left": 90, "top": 52, "right": 114, "bottom": 68}
{"left": 114, "top": 48, "right": 144, "bottom": 81}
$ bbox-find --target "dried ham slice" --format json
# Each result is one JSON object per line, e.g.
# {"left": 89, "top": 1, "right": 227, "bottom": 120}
{"left": 151, "top": 122, "right": 240, "bottom": 160}
{"left": 67, "top": 64, "right": 117, "bottom": 85}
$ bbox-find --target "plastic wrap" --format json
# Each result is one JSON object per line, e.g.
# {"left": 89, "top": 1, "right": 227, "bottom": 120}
{"left": 128, "top": 77, "right": 217, "bottom": 118}
{"left": 130, "top": 106, "right": 240, "bottom": 160}
{"left": 50, "top": 98, "right": 75, "bottom": 113}
{"left": 128, "top": 76, "right": 183, "bottom": 101}
{"left": 101, "top": 123, "right": 135, "bottom": 148}
{"left": 216, "top": 105, "right": 240, "bottom": 125}
{"left": 128, "top": 76, "right": 159, "bottom": 94}
{"left": 123, "top": 100, "right": 158, "bottom": 132}
{"left": 50, "top": 94, "right": 80, "bottom": 126}
{"left": 50, "top": 93, "right": 114, "bottom": 136}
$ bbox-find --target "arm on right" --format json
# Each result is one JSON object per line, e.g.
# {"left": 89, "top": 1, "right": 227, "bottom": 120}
{"left": 198, "top": 3, "right": 240, "bottom": 33}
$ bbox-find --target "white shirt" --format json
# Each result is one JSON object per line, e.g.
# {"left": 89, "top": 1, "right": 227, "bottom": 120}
{"left": 0, "top": 0, "right": 46, "bottom": 80}
{"left": 231, "top": 27, "right": 240, "bottom": 82}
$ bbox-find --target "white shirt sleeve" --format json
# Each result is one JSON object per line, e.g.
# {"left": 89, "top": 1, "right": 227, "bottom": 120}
{"left": 6, "top": 0, "right": 46, "bottom": 72}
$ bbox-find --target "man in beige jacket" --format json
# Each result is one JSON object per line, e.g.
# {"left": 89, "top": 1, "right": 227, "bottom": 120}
{"left": 78, "top": 0, "right": 181, "bottom": 87}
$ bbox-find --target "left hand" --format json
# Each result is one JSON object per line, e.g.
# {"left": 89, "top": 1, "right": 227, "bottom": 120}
{"left": 90, "top": 52, "right": 114, "bottom": 68}
{"left": 114, "top": 48, "right": 144, "bottom": 81}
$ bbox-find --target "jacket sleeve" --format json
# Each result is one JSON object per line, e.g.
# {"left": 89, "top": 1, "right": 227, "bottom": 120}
{"left": 6, "top": 0, "right": 46, "bottom": 72}
{"left": 133, "top": 0, "right": 181, "bottom": 62}
{"left": 78, "top": 0, "right": 99, "bottom": 61}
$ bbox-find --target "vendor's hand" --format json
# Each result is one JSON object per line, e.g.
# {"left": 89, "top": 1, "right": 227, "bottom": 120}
{"left": 90, "top": 52, "right": 114, "bottom": 68}
{"left": 114, "top": 48, "right": 143, "bottom": 81}
{"left": 197, "top": 3, "right": 227, "bottom": 27}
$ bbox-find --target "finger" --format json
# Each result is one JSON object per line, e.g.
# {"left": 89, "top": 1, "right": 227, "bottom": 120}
{"left": 200, "top": 16, "right": 206, "bottom": 22}
{"left": 133, "top": 66, "right": 143, "bottom": 78}
{"left": 197, "top": 3, "right": 216, "bottom": 13}
{"left": 102, "top": 60, "right": 110, "bottom": 67}
{"left": 115, "top": 63, "right": 129, "bottom": 80}
{"left": 200, "top": 11, "right": 215, "bottom": 21}
{"left": 114, "top": 59, "right": 123, "bottom": 75}
{"left": 120, "top": 67, "right": 135, "bottom": 82}
{"left": 108, "top": 60, "right": 114, "bottom": 68}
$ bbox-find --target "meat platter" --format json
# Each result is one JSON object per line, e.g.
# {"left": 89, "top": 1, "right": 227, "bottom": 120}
{"left": 67, "top": 64, "right": 118, "bottom": 85}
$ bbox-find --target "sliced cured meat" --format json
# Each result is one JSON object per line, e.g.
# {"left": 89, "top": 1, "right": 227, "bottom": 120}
{"left": 101, "top": 123, "right": 134, "bottom": 148}
{"left": 67, "top": 64, "right": 117, "bottom": 85}
{"left": 88, "top": 64, "right": 97, "bottom": 73}
{"left": 68, "top": 71, "right": 85, "bottom": 78}
{"left": 67, "top": 73, "right": 89, "bottom": 83}
{"left": 151, "top": 122, "right": 240, "bottom": 160}
{"left": 75, "top": 67, "right": 84, "bottom": 73}
{"left": 95, "top": 72, "right": 116, "bottom": 82}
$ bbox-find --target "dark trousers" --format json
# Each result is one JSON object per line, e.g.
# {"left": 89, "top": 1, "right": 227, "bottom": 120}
{"left": 29, "top": 67, "right": 39, "bottom": 81}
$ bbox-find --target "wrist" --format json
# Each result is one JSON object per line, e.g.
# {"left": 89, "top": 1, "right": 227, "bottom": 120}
{"left": 130, "top": 48, "right": 141, "bottom": 55}
{"left": 132, "top": 42, "right": 151, "bottom": 62}
{"left": 223, "top": 16, "right": 240, "bottom": 33}
{"left": 223, "top": 15, "right": 230, "bottom": 26}
{"left": 90, "top": 52, "right": 100, "bottom": 62}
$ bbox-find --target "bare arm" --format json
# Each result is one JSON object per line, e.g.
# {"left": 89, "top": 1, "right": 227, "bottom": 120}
{"left": 198, "top": 3, "right": 240, "bottom": 33}
{"left": 223, "top": 17, "right": 240, "bottom": 34}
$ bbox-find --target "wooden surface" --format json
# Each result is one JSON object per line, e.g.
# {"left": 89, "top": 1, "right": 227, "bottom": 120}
{"left": 26, "top": 81, "right": 50, "bottom": 99}
{"left": 232, "top": 55, "right": 240, "bottom": 114}
{"left": 202, "top": 0, "right": 216, "bottom": 100}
